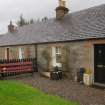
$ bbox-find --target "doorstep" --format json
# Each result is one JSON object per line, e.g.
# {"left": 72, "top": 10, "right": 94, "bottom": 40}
{"left": 93, "top": 82, "right": 105, "bottom": 89}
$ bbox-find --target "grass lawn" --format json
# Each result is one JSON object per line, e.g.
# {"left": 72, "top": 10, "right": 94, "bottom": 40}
{"left": 0, "top": 81, "right": 79, "bottom": 105}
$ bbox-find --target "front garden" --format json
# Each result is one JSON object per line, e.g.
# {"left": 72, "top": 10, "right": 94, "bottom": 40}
{"left": 0, "top": 81, "right": 79, "bottom": 105}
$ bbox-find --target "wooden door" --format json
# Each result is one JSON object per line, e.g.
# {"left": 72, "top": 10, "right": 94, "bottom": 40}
{"left": 94, "top": 44, "right": 105, "bottom": 84}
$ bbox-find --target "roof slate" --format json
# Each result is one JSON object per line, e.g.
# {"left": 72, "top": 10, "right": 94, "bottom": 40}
{"left": 0, "top": 4, "right": 105, "bottom": 46}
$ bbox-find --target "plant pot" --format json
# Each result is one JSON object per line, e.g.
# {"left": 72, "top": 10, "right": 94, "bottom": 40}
{"left": 83, "top": 74, "right": 93, "bottom": 86}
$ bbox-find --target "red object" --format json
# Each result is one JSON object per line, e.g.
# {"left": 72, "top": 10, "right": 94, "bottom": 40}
{"left": 0, "top": 61, "right": 33, "bottom": 74}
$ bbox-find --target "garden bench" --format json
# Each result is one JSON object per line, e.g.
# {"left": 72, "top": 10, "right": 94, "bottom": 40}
{"left": 0, "top": 61, "right": 33, "bottom": 77}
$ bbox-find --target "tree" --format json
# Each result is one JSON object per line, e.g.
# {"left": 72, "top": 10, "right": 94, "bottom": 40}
{"left": 16, "top": 14, "right": 35, "bottom": 27}
{"left": 42, "top": 17, "right": 48, "bottom": 22}
{"left": 30, "top": 19, "right": 34, "bottom": 24}
{"left": 17, "top": 15, "right": 27, "bottom": 27}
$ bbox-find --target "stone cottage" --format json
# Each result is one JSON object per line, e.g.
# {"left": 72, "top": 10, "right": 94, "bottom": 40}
{"left": 0, "top": 0, "right": 105, "bottom": 85}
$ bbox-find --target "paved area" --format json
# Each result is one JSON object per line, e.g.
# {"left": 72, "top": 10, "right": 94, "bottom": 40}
{"left": 6, "top": 73, "right": 105, "bottom": 105}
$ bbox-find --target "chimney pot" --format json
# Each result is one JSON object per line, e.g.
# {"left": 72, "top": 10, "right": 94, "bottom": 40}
{"left": 59, "top": 0, "right": 65, "bottom": 7}
{"left": 55, "top": 0, "right": 69, "bottom": 20}
{"left": 8, "top": 21, "right": 16, "bottom": 33}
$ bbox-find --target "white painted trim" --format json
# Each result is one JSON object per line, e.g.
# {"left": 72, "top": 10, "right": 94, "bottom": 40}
{"left": 4, "top": 48, "right": 7, "bottom": 59}
{"left": 52, "top": 47, "right": 62, "bottom": 67}
{"left": 19, "top": 47, "right": 23, "bottom": 59}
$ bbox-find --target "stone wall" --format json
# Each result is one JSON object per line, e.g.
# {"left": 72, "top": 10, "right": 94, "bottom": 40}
{"left": 37, "top": 46, "right": 52, "bottom": 72}
{"left": 0, "top": 45, "right": 36, "bottom": 59}
{"left": 37, "top": 41, "right": 89, "bottom": 80}
{"left": 0, "top": 39, "right": 103, "bottom": 81}
{"left": 0, "top": 47, "right": 5, "bottom": 59}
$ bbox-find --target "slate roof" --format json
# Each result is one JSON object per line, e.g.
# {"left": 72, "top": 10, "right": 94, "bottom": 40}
{"left": 0, "top": 4, "right": 105, "bottom": 46}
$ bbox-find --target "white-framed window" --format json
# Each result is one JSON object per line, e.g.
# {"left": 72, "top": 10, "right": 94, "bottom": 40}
{"left": 55, "top": 46, "right": 61, "bottom": 55}
{"left": 19, "top": 47, "right": 24, "bottom": 59}
{"left": 52, "top": 46, "right": 62, "bottom": 67}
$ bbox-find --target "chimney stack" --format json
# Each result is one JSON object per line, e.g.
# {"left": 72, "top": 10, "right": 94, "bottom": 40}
{"left": 8, "top": 21, "right": 16, "bottom": 33}
{"left": 55, "top": 0, "right": 69, "bottom": 20}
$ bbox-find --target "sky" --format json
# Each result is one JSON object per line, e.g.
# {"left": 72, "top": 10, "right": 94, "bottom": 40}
{"left": 0, "top": 0, "right": 105, "bottom": 34}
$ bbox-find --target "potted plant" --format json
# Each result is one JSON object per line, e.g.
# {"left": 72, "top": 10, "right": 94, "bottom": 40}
{"left": 83, "top": 69, "right": 93, "bottom": 86}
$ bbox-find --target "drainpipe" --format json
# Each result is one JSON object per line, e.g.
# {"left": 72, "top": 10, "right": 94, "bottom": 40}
{"left": 35, "top": 44, "right": 38, "bottom": 72}
{"left": 5, "top": 48, "right": 9, "bottom": 60}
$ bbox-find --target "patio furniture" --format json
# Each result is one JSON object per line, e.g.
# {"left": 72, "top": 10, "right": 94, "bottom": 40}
{"left": 0, "top": 62, "right": 33, "bottom": 77}
{"left": 0, "top": 58, "right": 37, "bottom": 77}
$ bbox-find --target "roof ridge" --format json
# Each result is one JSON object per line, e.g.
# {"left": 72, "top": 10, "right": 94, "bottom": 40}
{"left": 68, "top": 3, "right": 105, "bottom": 16}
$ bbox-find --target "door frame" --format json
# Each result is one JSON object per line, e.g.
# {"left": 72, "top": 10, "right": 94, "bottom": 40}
{"left": 5, "top": 47, "right": 10, "bottom": 60}
{"left": 93, "top": 44, "right": 105, "bottom": 85}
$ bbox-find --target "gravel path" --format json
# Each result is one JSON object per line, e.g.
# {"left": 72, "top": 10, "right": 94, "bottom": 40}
{"left": 7, "top": 73, "right": 105, "bottom": 105}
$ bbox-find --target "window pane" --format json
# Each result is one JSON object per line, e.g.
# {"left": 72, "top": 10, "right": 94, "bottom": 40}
{"left": 56, "top": 54, "right": 61, "bottom": 63}
{"left": 56, "top": 47, "right": 61, "bottom": 54}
